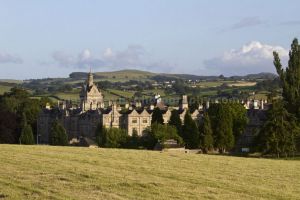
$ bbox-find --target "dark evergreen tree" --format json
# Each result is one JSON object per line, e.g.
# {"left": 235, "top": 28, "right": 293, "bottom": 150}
{"left": 257, "top": 100, "right": 300, "bottom": 157}
{"left": 49, "top": 120, "right": 68, "bottom": 146}
{"left": 201, "top": 112, "right": 214, "bottom": 153}
{"left": 273, "top": 38, "right": 300, "bottom": 152}
{"left": 208, "top": 103, "right": 234, "bottom": 153}
{"left": 19, "top": 113, "right": 35, "bottom": 145}
{"left": 95, "top": 123, "right": 103, "bottom": 146}
{"left": 0, "top": 109, "right": 18, "bottom": 143}
{"left": 182, "top": 110, "right": 200, "bottom": 149}
{"left": 140, "top": 127, "right": 157, "bottom": 149}
{"left": 151, "top": 107, "right": 164, "bottom": 124}
{"left": 168, "top": 109, "right": 183, "bottom": 137}
{"left": 274, "top": 38, "right": 300, "bottom": 119}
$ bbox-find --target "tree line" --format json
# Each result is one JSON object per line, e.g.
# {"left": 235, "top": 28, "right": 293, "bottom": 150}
{"left": 0, "top": 88, "right": 47, "bottom": 144}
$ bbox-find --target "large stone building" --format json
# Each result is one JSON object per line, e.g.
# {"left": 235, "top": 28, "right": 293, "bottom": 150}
{"left": 37, "top": 72, "right": 202, "bottom": 144}
{"left": 37, "top": 72, "right": 268, "bottom": 151}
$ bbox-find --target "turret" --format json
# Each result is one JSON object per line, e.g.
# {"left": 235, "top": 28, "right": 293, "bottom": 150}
{"left": 260, "top": 99, "right": 264, "bottom": 110}
{"left": 180, "top": 95, "right": 188, "bottom": 110}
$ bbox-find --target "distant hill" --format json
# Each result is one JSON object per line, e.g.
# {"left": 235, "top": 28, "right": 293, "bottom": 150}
{"left": 70, "top": 69, "right": 156, "bottom": 81}
{"left": 230, "top": 72, "right": 277, "bottom": 80}
{"left": 0, "top": 79, "right": 23, "bottom": 84}
{"left": 69, "top": 69, "right": 277, "bottom": 82}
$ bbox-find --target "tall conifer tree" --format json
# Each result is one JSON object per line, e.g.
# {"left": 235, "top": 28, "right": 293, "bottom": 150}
{"left": 19, "top": 113, "right": 35, "bottom": 145}
{"left": 182, "top": 110, "right": 200, "bottom": 149}
{"left": 274, "top": 38, "right": 300, "bottom": 119}
{"left": 169, "top": 110, "right": 183, "bottom": 137}
{"left": 49, "top": 120, "right": 68, "bottom": 146}
{"left": 201, "top": 112, "right": 214, "bottom": 153}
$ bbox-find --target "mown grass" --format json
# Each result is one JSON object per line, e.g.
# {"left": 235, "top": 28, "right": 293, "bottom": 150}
{"left": 0, "top": 145, "right": 299, "bottom": 200}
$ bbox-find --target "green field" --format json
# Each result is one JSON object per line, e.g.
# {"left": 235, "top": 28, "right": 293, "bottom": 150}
{"left": 0, "top": 85, "right": 13, "bottom": 95}
{"left": 0, "top": 145, "right": 299, "bottom": 200}
{"left": 107, "top": 89, "right": 136, "bottom": 99}
{"left": 196, "top": 81, "right": 256, "bottom": 88}
{"left": 93, "top": 70, "right": 156, "bottom": 82}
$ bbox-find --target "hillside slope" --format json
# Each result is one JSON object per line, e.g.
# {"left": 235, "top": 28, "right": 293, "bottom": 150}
{"left": 0, "top": 145, "right": 299, "bottom": 200}
{"left": 69, "top": 69, "right": 277, "bottom": 82}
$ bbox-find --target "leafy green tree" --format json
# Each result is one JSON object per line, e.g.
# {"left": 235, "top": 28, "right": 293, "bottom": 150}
{"left": 49, "top": 120, "right": 68, "bottom": 146}
{"left": 200, "top": 112, "right": 214, "bottom": 153}
{"left": 152, "top": 123, "right": 183, "bottom": 145}
{"left": 97, "top": 127, "right": 127, "bottom": 148}
{"left": 168, "top": 109, "right": 183, "bottom": 137}
{"left": 141, "top": 123, "right": 183, "bottom": 149}
{"left": 19, "top": 113, "right": 35, "bottom": 145}
{"left": 257, "top": 100, "right": 300, "bottom": 157}
{"left": 182, "top": 110, "right": 200, "bottom": 149}
{"left": 151, "top": 107, "right": 164, "bottom": 124}
{"left": 226, "top": 103, "right": 248, "bottom": 142}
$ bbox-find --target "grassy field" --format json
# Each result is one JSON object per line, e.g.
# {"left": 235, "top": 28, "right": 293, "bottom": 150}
{"left": 93, "top": 70, "right": 156, "bottom": 82}
{"left": 0, "top": 145, "right": 299, "bottom": 200}
{"left": 196, "top": 81, "right": 257, "bottom": 88}
{"left": 107, "top": 89, "right": 136, "bottom": 99}
{"left": 0, "top": 85, "right": 13, "bottom": 95}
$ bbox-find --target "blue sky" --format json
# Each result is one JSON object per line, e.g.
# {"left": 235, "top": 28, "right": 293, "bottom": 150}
{"left": 0, "top": 0, "right": 299, "bottom": 79}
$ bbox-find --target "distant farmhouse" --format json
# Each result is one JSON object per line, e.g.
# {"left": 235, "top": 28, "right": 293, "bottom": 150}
{"left": 37, "top": 72, "right": 268, "bottom": 150}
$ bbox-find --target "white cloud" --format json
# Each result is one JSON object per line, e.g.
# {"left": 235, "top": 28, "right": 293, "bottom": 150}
{"left": 103, "top": 45, "right": 146, "bottom": 68}
{"left": 52, "top": 45, "right": 173, "bottom": 71}
{"left": 52, "top": 49, "right": 104, "bottom": 68}
{"left": 103, "top": 48, "right": 114, "bottom": 58}
{"left": 0, "top": 52, "right": 23, "bottom": 64}
{"left": 204, "top": 41, "right": 289, "bottom": 75}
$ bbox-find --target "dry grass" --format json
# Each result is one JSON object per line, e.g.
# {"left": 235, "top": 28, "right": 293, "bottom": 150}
{"left": 0, "top": 145, "right": 299, "bottom": 200}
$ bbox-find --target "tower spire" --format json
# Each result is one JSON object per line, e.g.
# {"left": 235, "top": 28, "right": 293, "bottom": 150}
{"left": 87, "top": 67, "right": 94, "bottom": 86}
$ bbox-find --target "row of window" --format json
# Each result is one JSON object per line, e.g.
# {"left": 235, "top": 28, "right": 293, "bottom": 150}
{"left": 132, "top": 118, "right": 148, "bottom": 124}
